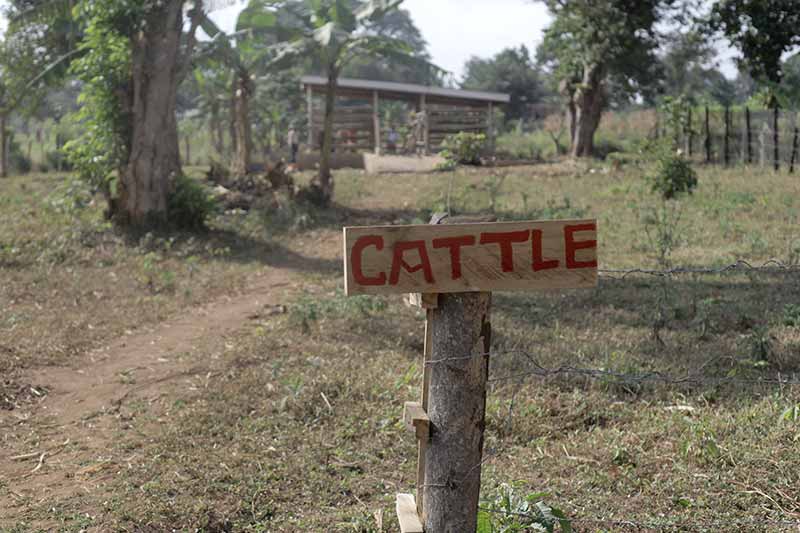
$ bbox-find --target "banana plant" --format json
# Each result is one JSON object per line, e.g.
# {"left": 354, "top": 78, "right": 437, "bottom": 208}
{"left": 197, "top": 1, "right": 304, "bottom": 176}
{"left": 258, "top": 0, "right": 438, "bottom": 205}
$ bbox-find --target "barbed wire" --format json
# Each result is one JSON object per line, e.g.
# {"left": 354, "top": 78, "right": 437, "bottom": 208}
{"left": 597, "top": 259, "right": 800, "bottom": 280}
{"left": 425, "top": 350, "right": 800, "bottom": 388}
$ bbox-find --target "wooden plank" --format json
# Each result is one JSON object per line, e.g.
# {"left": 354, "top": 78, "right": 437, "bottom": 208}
{"left": 403, "top": 401, "right": 430, "bottom": 441}
{"left": 343, "top": 219, "right": 598, "bottom": 295}
{"left": 404, "top": 293, "right": 439, "bottom": 309}
{"left": 396, "top": 493, "right": 424, "bottom": 533}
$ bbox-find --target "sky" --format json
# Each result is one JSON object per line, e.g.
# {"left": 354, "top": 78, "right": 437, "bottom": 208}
{"left": 209, "top": 0, "right": 552, "bottom": 80}
{"left": 208, "top": 0, "right": 738, "bottom": 81}
{"left": 0, "top": 0, "right": 737, "bottom": 81}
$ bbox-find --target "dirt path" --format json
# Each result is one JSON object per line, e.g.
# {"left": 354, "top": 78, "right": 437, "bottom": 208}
{"left": 0, "top": 262, "right": 301, "bottom": 524}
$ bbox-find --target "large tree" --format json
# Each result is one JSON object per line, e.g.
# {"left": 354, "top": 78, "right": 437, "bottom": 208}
{"left": 68, "top": 0, "right": 224, "bottom": 226}
{"left": 461, "top": 45, "right": 546, "bottom": 124}
{"left": 538, "top": 0, "right": 678, "bottom": 157}
{"left": 709, "top": 0, "right": 800, "bottom": 99}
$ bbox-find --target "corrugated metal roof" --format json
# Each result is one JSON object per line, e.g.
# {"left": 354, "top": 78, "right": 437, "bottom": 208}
{"left": 301, "top": 76, "right": 511, "bottom": 104}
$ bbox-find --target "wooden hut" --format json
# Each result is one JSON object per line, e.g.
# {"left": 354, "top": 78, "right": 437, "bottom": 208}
{"left": 300, "top": 76, "right": 510, "bottom": 155}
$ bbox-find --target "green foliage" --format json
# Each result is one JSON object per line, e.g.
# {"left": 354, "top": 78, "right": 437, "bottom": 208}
{"left": 709, "top": 0, "right": 800, "bottom": 89}
{"left": 167, "top": 175, "right": 219, "bottom": 231}
{"left": 7, "top": 136, "right": 31, "bottom": 174}
{"left": 65, "top": 0, "right": 132, "bottom": 202}
{"left": 462, "top": 45, "right": 546, "bottom": 123}
{"left": 782, "top": 304, "right": 800, "bottom": 327}
{"left": 538, "top": 0, "right": 678, "bottom": 106}
{"left": 289, "top": 289, "right": 387, "bottom": 332}
{"left": 477, "top": 483, "right": 571, "bottom": 533}
{"left": 646, "top": 149, "right": 698, "bottom": 200}
{"left": 441, "top": 132, "right": 487, "bottom": 166}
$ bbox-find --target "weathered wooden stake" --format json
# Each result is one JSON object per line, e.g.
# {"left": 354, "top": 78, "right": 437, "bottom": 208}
{"left": 373, "top": 91, "right": 381, "bottom": 155}
{"left": 746, "top": 106, "right": 753, "bottom": 164}
{"left": 704, "top": 106, "right": 711, "bottom": 163}
{"left": 790, "top": 126, "right": 799, "bottom": 174}
{"left": 774, "top": 106, "right": 780, "bottom": 172}
{"left": 424, "top": 291, "right": 491, "bottom": 533}
{"left": 724, "top": 106, "right": 730, "bottom": 166}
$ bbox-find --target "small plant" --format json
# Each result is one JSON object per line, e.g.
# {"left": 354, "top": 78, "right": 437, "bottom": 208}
{"left": 782, "top": 304, "right": 800, "bottom": 327}
{"left": 441, "top": 132, "right": 487, "bottom": 166}
{"left": 646, "top": 148, "right": 698, "bottom": 200}
{"left": 478, "top": 483, "right": 571, "bottom": 533}
{"left": 168, "top": 174, "right": 219, "bottom": 230}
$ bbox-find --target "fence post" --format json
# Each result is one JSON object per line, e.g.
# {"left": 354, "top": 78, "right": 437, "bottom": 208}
{"left": 774, "top": 106, "right": 780, "bottom": 172}
{"left": 790, "top": 126, "right": 799, "bottom": 174}
{"left": 704, "top": 106, "right": 711, "bottom": 163}
{"left": 746, "top": 106, "right": 753, "bottom": 164}
{"left": 724, "top": 106, "right": 730, "bottom": 166}
{"left": 423, "top": 290, "right": 491, "bottom": 533}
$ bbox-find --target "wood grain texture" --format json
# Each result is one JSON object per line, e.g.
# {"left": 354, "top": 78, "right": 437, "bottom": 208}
{"left": 396, "top": 493, "right": 424, "bottom": 533}
{"left": 344, "top": 219, "right": 598, "bottom": 295}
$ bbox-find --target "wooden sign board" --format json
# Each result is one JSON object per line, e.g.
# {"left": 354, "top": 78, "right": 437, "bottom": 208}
{"left": 344, "top": 219, "right": 598, "bottom": 295}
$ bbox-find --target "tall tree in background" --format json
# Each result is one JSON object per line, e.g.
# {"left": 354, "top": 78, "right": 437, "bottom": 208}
{"left": 660, "top": 30, "right": 738, "bottom": 105}
{"left": 342, "top": 8, "right": 440, "bottom": 85}
{"left": 538, "top": 0, "right": 677, "bottom": 157}
{"left": 461, "top": 45, "right": 545, "bottom": 124}
{"left": 709, "top": 0, "right": 800, "bottom": 106}
{"left": 68, "top": 0, "right": 213, "bottom": 226}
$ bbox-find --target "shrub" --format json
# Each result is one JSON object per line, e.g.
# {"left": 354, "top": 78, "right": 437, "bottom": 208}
{"left": 168, "top": 174, "right": 219, "bottom": 230}
{"left": 646, "top": 146, "right": 698, "bottom": 200}
{"left": 8, "top": 137, "right": 32, "bottom": 175}
{"left": 45, "top": 149, "right": 74, "bottom": 172}
{"left": 441, "top": 132, "right": 487, "bottom": 166}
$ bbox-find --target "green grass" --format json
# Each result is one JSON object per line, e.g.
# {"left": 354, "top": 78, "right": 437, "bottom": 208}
{"left": 3, "top": 161, "right": 800, "bottom": 531}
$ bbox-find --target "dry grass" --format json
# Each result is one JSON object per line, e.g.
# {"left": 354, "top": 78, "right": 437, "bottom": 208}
{"left": 3, "top": 161, "right": 800, "bottom": 531}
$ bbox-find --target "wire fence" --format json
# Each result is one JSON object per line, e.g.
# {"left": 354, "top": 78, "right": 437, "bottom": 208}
{"left": 420, "top": 258, "right": 800, "bottom": 531}
{"left": 658, "top": 106, "right": 800, "bottom": 171}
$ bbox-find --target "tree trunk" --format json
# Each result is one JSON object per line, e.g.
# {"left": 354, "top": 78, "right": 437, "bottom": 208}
{"left": 423, "top": 292, "right": 492, "bottom": 533}
{"left": 570, "top": 63, "right": 605, "bottom": 158}
{"left": 0, "top": 113, "right": 7, "bottom": 178}
{"left": 314, "top": 68, "right": 338, "bottom": 205}
{"left": 210, "top": 100, "right": 224, "bottom": 157}
{"left": 230, "top": 71, "right": 253, "bottom": 176}
{"left": 117, "top": 1, "right": 183, "bottom": 226}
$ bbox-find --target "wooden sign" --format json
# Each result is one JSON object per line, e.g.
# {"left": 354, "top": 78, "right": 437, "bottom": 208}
{"left": 344, "top": 219, "right": 598, "bottom": 295}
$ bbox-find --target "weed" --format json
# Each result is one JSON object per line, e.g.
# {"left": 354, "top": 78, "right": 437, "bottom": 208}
{"left": 478, "top": 483, "right": 572, "bottom": 532}
{"left": 782, "top": 304, "right": 800, "bottom": 327}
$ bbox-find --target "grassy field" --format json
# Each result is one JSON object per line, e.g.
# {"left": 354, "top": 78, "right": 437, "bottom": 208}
{"left": 2, "top": 160, "right": 800, "bottom": 531}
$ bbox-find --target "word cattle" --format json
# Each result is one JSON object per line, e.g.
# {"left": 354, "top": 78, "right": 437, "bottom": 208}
{"left": 344, "top": 219, "right": 598, "bottom": 295}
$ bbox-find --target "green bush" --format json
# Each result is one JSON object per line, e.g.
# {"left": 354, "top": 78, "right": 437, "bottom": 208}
{"left": 45, "top": 149, "right": 73, "bottom": 172}
{"left": 168, "top": 174, "right": 219, "bottom": 230}
{"left": 441, "top": 132, "right": 487, "bottom": 166}
{"left": 8, "top": 137, "right": 32, "bottom": 175}
{"left": 646, "top": 147, "right": 698, "bottom": 200}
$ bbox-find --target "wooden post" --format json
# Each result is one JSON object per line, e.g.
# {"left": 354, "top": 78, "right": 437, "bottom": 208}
{"left": 423, "top": 291, "right": 491, "bottom": 533}
{"left": 746, "top": 106, "right": 753, "bottom": 164}
{"left": 306, "top": 84, "right": 314, "bottom": 148}
{"left": 774, "top": 106, "right": 780, "bottom": 172}
{"left": 790, "top": 126, "right": 799, "bottom": 174}
{"left": 704, "top": 106, "right": 711, "bottom": 163}
{"left": 724, "top": 106, "right": 730, "bottom": 166}
{"left": 487, "top": 102, "right": 495, "bottom": 156}
{"left": 373, "top": 90, "right": 381, "bottom": 155}
{"left": 420, "top": 94, "right": 429, "bottom": 155}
